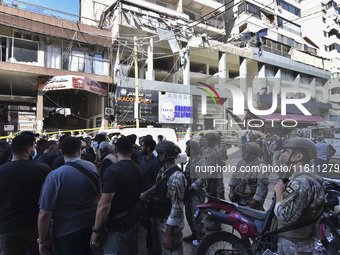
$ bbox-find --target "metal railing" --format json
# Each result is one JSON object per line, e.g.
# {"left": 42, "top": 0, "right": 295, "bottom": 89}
{"left": 2, "top": 0, "right": 96, "bottom": 24}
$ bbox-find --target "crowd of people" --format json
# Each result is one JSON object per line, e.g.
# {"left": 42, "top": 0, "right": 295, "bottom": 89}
{"left": 0, "top": 128, "right": 337, "bottom": 255}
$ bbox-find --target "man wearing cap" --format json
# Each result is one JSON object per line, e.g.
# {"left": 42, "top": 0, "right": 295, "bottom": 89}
{"left": 229, "top": 142, "right": 269, "bottom": 210}
{"left": 0, "top": 135, "right": 50, "bottom": 255}
{"left": 38, "top": 136, "right": 100, "bottom": 255}
{"left": 90, "top": 137, "right": 143, "bottom": 255}
{"left": 274, "top": 138, "right": 326, "bottom": 254}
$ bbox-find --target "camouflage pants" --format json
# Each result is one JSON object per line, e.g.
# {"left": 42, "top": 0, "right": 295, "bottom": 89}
{"left": 277, "top": 237, "right": 317, "bottom": 255}
{"left": 185, "top": 191, "right": 206, "bottom": 241}
{"left": 208, "top": 178, "right": 225, "bottom": 199}
{"left": 152, "top": 217, "right": 183, "bottom": 255}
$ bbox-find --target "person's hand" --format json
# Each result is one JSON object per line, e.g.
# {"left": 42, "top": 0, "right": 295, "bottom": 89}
{"left": 163, "top": 231, "right": 173, "bottom": 251}
{"left": 248, "top": 199, "right": 259, "bottom": 209}
{"left": 274, "top": 179, "right": 286, "bottom": 202}
{"left": 90, "top": 232, "right": 100, "bottom": 249}
{"left": 39, "top": 240, "right": 52, "bottom": 255}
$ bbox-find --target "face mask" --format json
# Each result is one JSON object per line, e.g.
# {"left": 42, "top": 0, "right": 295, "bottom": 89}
{"left": 93, "top": 141, "right": 99, "bottom": 148}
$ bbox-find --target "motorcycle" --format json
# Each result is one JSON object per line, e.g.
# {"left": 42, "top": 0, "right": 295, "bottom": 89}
{"left": 195, "top": 179, "right": 340, "bottom": 255}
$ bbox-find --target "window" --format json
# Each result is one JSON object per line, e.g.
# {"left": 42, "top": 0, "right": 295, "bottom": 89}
{"left": 322, "top": 17, "right": 326, "bottom": 23}
{"left": 13, "top": 39, "right": 38, "bottom": 63}
{"left": 324, "top": 31, "right": 328, "bottom": 37}
{"left": 45, "top": 45, "right": 61, "bottom": 69}
{"left": 325, "top": 45, "right": 329, "bottom": 51}
{"left": 277, "top": 0, "right": 301, "bottom": 16}
{"left": 278, "top": 17, "right": 301, "bottom": 35}
{"left": 245, "top": 2, "right": 261, "bottom": 19}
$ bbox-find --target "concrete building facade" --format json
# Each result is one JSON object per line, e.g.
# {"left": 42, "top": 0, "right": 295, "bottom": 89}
{"left": 0, "top": 0, "right": 112, "bottom": 136}
{"left": 0, "top": 0, "right": 337, "bottom": 136}
{"left": 80, "top": 0, "right": 333, "bottom": 135}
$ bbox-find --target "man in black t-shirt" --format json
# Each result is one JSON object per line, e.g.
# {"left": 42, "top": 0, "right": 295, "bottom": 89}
{"left": 90, "top": 137, "right": 143, "bottom": 254}
{"left": 0, "top": 135, "right": 51, "bottom": 255}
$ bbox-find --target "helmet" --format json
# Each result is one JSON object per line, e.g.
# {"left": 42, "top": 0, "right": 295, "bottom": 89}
{"left": 155, "top": 141, "right": 181, "bottom": 160}
{"left": 186, "top": 140, "right": 200, "bottom": 155}
{"left": 242, "top": 142, "right": 262, "bottom": 157}
{"left": 283, "top": 138, "right": 317, "bottom": 159}
{"left": 205, "top": 133, "right": 217, "bottom": 144}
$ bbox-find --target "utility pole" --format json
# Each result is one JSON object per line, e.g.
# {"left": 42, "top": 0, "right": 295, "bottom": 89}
{"left": 134, "top": 36, "right": 140, "bottom": 128}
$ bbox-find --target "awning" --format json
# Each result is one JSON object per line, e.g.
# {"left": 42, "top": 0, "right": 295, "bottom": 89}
{"left": 258, "top": 113, "right": 325, "bottom": 123}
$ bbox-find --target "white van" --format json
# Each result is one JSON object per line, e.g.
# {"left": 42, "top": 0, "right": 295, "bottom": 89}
{"left": 98, "top": 126, "right": 187, "bottom": 165}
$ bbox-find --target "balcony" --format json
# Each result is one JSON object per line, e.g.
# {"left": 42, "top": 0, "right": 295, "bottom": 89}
{"left": 0, "top": 37, "right": 110, "bottom": 76}
{"left": 2, "top": 0, "right": 80, "bottom": 22}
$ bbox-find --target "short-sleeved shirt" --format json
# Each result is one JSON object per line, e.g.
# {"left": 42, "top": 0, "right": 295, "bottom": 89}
{"left": 0, "top": 160, "right": 50, "bottom": 233}
{"left": 39, "top": 158, "right": 99, "bottom": 237}
{"left": 102, "top": 160, "right": 143, "bottom": 217}
{"left": 140, "top": 154, "right": 161, "bottom": 191}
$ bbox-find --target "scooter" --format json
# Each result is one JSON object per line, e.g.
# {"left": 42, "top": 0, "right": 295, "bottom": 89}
{"left": 195, "top": 179, "right": 340, "bottom": 255}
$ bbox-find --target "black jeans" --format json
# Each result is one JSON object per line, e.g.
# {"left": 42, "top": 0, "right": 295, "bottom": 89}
{"left": 52, "top": 226, "right": 94, "bottom": 255}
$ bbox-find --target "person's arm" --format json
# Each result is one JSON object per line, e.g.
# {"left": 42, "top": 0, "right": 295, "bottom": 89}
{"left": 329, "top": 144, "right": 336, "bottom": 157}
{"left": 38, "top": 209, "right": 53, "bottom": 255}
{"left": 90, "top": 192, "right": 114, "bottom": 249}
{"left": 274, "top": 178, "right": 309, "bottom": 226}
{"left": 140, "top": 184, "right": 156, "bottom": 201}
{"left": 250, "top": 164, "right": 269, "bottom": 208}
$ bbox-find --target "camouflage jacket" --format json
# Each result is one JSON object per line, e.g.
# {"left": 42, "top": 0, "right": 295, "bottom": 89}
{"left": 156, "top": 164, "right": 187, "bottom": 228}
{"left": 184, "top": 154, "right": 207, "bottom": 193}
{"left": 229, "top": 157, "right": 269, "bottom": 203}
{"left": 274, "top": 169, "right": 326, "bottom": 241}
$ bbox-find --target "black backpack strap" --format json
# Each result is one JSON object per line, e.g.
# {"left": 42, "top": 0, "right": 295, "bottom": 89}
{"left": 269, "top": 212, "right": 322, "bottom": 235}
{"left": 65, "top": 161, "right": 100, "bottom": 194}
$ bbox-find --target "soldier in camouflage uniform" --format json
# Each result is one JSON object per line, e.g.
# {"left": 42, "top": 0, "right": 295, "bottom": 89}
{"left": 143, "top": 141, "right": 187, "bottom": 255}
{"left": 274, "top": 138, "right": 326, "bottom": 255}
{"left": 183, "top": 140, "right": 206, "bottom": 245}
{"left": 199, "top": 136, "right": 209, "bottom": 157}
{"left": 276, "top": 132, "right": 303, "bottom": 180}
{"left": 228, "top": 142, "right": 269, "bottom": 210}
{"left": 204, "top": 133, "right": 225, "bottom": 231}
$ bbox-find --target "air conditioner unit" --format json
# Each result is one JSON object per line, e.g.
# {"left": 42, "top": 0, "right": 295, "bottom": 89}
{"left": 105, "top": 108, "right": 115, "bottom": 115}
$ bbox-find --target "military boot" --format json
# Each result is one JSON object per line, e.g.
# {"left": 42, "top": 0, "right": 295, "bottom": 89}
{"left": 205, "top": 221, "right": 222, "bottom": 231}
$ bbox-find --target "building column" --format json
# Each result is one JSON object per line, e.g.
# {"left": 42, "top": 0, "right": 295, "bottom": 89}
{"left": 310, "top": 78, "right": 316, "bottom": 99}
{"left": 146, "top": 37, "right": 155, "bottom": 80}
{"left": 177, "top": 0, "right": 183, "bottom": 13}
{"left": 259, "top": 63, "right": 266, "bottom": 89}
{"left": 274, "top": 68, "right": 281, "bottom": 93}
{"left": 239, "top": 57, "right": 247, "bottom": 94}
{"left": 183, "top": 47, "right": 190, "bottom": 85}
{"left": 219, "top": 52, "right": 227, "bottom": 85}
{"left": 36, "top": 94, "right": 43, "bottom": 133}
{"left": 101, "top": 97, "right": 108, "bottom": 128}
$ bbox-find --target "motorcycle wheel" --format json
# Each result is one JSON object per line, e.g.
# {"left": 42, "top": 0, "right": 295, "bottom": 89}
{"left": 197, "top": 231, "right": 249, "bottom": 255}
{"left": 327, "top": 240, "right": 340, "bottom": 254}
